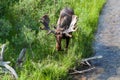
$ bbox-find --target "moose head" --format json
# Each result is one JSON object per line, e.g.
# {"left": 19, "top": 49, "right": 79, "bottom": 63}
{"left": 40, "top": 7, "right": 77, "bottom": 51}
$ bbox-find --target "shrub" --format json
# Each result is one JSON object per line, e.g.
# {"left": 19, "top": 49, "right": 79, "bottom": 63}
{"left": 0, "top": 19, "right": 12, "bottom": 43}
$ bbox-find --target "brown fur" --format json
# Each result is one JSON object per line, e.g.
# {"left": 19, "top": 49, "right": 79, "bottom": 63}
{"left": 55, "top": 7, "right": 74, "bottom": 51}
{"left": 40, "top": 7, "right": 75, "bottom": 51}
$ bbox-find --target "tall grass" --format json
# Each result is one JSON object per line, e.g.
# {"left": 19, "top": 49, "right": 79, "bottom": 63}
{"left": 0, "top": 0, "right": 106, "bottom": 80}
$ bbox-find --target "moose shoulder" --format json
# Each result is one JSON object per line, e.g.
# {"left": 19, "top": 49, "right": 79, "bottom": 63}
{"left": 40, "top": 7, "right": 77, "bottom": 51}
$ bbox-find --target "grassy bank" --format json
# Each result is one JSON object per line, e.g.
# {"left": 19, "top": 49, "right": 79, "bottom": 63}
{"left": 0, "top": 0, "right": 106, "bottom": 80}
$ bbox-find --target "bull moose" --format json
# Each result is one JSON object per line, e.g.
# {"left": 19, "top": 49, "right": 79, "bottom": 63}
{"left": 40, "top": 7, "right": 77, "bottom": 51}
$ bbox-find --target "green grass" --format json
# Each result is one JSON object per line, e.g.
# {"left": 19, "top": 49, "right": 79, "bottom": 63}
{"left": 0, "top": 0, "right": 106, "bottom": 80}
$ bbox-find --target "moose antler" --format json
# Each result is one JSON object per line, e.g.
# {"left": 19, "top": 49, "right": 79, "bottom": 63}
{"left": 63, "top": 15, "right": 77, "bottom": 37}
{"left": 40, "top": 15, "right": 55, "bottom": 34}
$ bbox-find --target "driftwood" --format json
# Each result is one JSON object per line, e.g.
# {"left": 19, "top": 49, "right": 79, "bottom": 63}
{"left": 16, "top": 48, "right": 26, "bottom": 67}
{"left": 0, "top": 44, "right": 18, "bottom": 79}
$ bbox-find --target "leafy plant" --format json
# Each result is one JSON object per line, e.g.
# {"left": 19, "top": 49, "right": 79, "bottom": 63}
{"left": 0, "top": 19, "right": 12, "bottom": 43}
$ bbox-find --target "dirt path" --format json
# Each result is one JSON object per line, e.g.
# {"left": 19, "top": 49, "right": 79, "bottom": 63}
{"left": 73, "top": 0, "right": 120, "bottom": 80}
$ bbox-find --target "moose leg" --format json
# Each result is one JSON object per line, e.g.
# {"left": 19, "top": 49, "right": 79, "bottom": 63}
{"left": 65, "top": 37, "right": 70, "bottom": 49}
{"left": 56, "top": 36, "right": 62, "bottom": 51}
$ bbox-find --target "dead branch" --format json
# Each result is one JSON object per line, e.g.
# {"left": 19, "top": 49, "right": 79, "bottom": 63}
{"left": 0, "top": 44, "right": 18, "bottom": 79}
{"left": 79, "top": 55, "right": 103, "bottom": 67}
{"left": 4, "top": 63, "right": 18, "bottom": 79}
{"left": 16, "top": 48, "right": 26, "bottom": 67}
{"left": 81, "top": 55, "right": 103, "bottom": 62}
{"left": 0, "top": 44, "right": 6, "bottom": 61}
{"left": 0, "top": 61, "right": 18, "bottom": 79}
{"left": 69, "top": 56, "right": 102, "bottom": 75}
{"left": 0, "top": 61, "right": 10, "bottom": 65}
{"left": 69, "top": 67, "right": 95, "bottom": 74}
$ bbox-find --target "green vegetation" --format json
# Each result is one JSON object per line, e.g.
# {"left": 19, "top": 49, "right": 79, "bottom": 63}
{"left": 0, "top": 0, "right": 106, "bottom": 80}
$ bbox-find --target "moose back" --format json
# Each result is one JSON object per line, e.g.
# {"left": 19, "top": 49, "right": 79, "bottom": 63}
{"left": 40, "top": 7, "right": 77, "bottom": 51}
